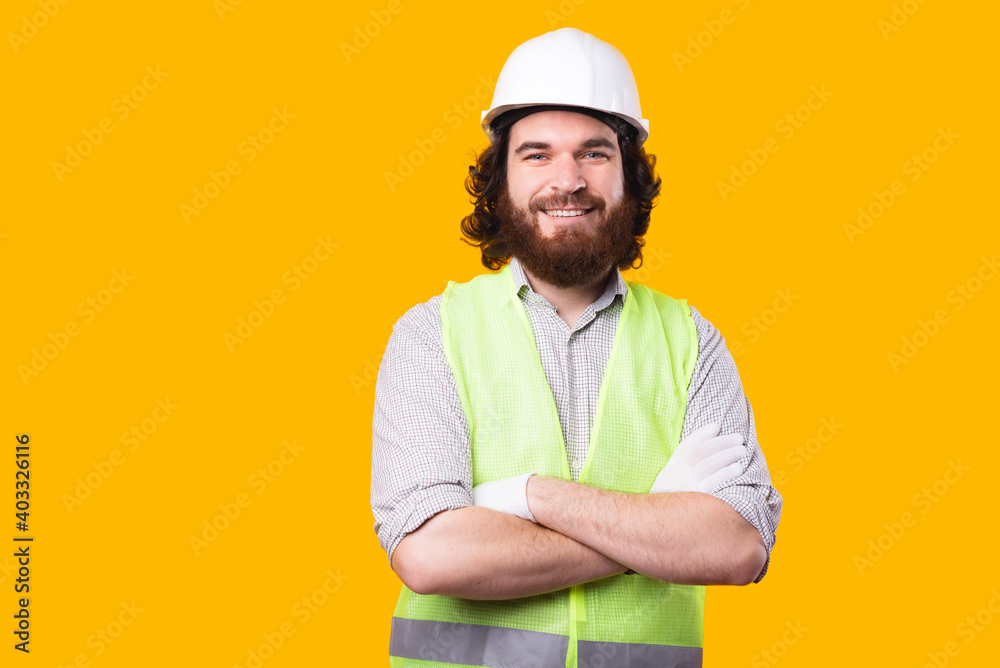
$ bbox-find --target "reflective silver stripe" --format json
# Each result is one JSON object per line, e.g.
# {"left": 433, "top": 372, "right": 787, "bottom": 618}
{"left": 389, "top": 617, "right": 568, "bottom": 667}
{"left": 578, "top": 640, "right": 702, "bottom": 668}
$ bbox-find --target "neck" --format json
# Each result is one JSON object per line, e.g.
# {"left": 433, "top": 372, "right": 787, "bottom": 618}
{"left": 518, "top": 261, "right": 615, "bottom": 329}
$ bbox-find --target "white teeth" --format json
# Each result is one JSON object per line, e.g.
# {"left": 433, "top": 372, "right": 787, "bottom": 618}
{"left": 545, "top": 209, "right": 588, "bottom": 217}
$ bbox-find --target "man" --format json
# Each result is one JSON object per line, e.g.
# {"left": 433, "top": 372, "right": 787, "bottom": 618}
{"left": 371, "top": 27, "right": 782, "bottom": 667}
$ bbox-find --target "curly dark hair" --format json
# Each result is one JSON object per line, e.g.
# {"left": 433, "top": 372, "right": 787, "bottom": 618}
{"left": 460, "top": 106, "right": 662, "bottom": 271}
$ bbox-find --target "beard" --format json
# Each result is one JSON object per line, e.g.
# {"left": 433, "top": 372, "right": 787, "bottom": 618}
{"left": 495, "top": 186, "right": 639, "bottom": 289}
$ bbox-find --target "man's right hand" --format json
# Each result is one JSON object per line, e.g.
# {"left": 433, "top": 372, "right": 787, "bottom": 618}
{"left": 649, "top": 423, "right": 747, "bottom": 494}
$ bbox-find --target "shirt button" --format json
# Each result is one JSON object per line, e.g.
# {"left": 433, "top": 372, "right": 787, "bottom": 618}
{"left": 571, "top": 458, "right": 582, "bottom": 470}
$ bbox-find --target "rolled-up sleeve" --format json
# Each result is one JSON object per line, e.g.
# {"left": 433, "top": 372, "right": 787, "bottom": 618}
{"left": 370, "top": 297, "right": 473, "bottom": 570}
{"left": 684, "top": 305, "right": 783, "bottom": 583}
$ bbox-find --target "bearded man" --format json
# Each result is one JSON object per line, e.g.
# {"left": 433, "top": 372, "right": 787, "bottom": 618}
{"left": 371, "top": 27, "right": 782, "bottom": 668}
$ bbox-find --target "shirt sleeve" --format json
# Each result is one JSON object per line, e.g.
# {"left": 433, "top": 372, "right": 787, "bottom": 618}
{"left": 370, "top": 296, "right": 474, "bottom": 571}
{"left": 682, "top": 305, "right": 783, "bottom": 583}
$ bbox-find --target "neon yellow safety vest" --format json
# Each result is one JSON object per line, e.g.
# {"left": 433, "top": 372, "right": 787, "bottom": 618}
{"left": 389, "top": 263, "right": 703, "bottom": 668}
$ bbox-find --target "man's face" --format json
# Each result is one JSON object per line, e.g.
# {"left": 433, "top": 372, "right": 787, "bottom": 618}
{"left": 497, "top": 110, "right": 637, "bottom": 289}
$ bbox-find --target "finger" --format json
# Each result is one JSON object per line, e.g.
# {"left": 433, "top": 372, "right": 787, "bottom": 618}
{"left": 676, "top": 423, "right": 721, "bottom": 451}
{"left": 698, "top": 461, "right": 746, "bottom": 493}
{"left": 692, "top": 445, "right": 747, "bottom": 477}
{"left": 688, "top": 432, "right": 744, "bottom": 459}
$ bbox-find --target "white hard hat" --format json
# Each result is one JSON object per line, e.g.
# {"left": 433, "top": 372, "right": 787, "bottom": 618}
{"left": 481, "top": 28, "right": 649, "bottom": 146}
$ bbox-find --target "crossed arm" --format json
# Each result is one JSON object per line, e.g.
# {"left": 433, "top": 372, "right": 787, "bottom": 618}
{"left": 379, "top": 301, "right": 776, "bottom": 601}
{"left": 392, "top": 475, "right": 766, "bottom": 600}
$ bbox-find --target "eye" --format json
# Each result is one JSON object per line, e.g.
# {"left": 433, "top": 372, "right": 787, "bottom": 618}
{"left": 584, "top": 152, "right": 608, "bottom": 159}
{"left": 525, "top": 153, "right": 547, "bottom": 161}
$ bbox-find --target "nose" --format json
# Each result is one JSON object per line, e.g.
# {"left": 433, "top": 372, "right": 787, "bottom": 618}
{"left": 549, "top": 155, "right": 586, "bottom": 194}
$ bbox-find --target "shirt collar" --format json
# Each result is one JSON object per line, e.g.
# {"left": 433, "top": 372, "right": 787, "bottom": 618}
{"left": 508, "top": 256, "right": 628, "bottom": 313}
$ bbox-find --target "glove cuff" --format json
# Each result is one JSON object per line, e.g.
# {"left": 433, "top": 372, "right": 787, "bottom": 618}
{"left": 519, "top": 472, "right": 538, "bottom": 523}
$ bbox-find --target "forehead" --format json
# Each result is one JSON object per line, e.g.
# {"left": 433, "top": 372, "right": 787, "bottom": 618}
{"left": 508, "top": 110, "right": 617, "bottom": 148}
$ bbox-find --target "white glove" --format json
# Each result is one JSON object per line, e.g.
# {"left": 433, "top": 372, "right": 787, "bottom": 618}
{"left": 650, "top": 423, "right": 747, "bottom": 494}
{"left": 472, "top": 472, "right": 537, "bottom": 522}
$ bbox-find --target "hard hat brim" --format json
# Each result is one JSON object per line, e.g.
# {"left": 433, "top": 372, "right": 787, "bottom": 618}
{"left": 482, "top": 103, "right": 649, "bottom": 147}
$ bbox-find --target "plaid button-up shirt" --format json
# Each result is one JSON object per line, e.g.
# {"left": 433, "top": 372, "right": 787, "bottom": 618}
{"left": 371, "top": 256, "right": 782, "bottom": 583}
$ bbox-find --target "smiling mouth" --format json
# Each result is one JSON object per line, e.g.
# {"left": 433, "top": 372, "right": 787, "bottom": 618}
{"left": 542, "top": 208, "right": 594, "bottom": 218}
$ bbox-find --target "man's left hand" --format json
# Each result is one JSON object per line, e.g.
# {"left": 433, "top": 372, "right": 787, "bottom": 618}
{"left": 471, "top": 472, "right": 538, "bottom": 522}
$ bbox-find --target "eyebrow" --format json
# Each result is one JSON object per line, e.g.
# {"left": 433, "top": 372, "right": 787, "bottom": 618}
{"left": 513, "top": 137, "right": 617, "bottom": 156}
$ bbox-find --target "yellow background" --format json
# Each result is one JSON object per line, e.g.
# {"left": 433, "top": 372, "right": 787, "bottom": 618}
{"left": 2, "top": 0, "right": 998, "bottom": 665}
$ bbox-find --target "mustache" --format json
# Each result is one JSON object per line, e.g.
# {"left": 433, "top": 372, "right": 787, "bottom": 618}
{"left": 529, "top": 193, "right": 606, "bottom": 212}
